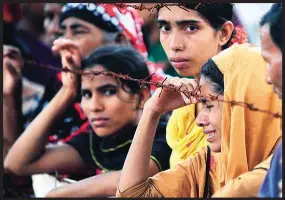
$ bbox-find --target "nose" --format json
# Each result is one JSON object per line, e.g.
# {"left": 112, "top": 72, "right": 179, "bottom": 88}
{"left": 169, "top": 31, "right": 185, "bottom": 52}
{"left": 195, "top": 110, "right": 209, "bottom": 127}
{"left": 63, "top": 29, "right": 74, "bottom": 40}
{"left": 87, "top": 95, "right": 104, "bottom": 113}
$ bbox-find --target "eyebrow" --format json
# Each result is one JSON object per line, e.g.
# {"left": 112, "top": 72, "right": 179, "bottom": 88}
{"left": 157, "top": 19, "right": 201, "bottom": 26}
{"left": 96, "top": 84, "right": 117, "bottom": 91}
{"left": 60, "top": 23, "right": 89, "bottom": 31}
{"left": 201, "top": 98, "right": 211, "bottom": 104}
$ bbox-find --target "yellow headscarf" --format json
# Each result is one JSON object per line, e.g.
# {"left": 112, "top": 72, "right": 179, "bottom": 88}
{"left": 166, "top": 104, "right": 207, "bottom": 168}
{"left": 211, "top": 43, "right": 282, "bottom": 185}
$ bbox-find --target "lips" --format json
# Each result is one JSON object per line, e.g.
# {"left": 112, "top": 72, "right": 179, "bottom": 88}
{"left": 170, "top": 57, "right": 189, "bottom": 69}
{"left": 90, "top": 117, "right": 110, "bottom": 128}
{"left": 203, "top": 130, "right": 216, "bottom": 142}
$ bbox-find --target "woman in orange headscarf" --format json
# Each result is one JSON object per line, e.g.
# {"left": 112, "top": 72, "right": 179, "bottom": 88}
{"left": 116, "top": 43, "right": 282, "bottom": 197}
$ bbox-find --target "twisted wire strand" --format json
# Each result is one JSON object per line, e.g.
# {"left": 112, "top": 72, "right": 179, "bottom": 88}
{"left": 22, "top": 59, "right": 282, "bottom": 119}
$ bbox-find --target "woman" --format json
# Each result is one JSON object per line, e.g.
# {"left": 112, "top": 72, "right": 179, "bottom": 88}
{"left": 4, "top": 42, "right": 171, "bottom": 197}
{"left": 157, "top": 3, "right": 248, "bottom": 168}
{"left": 117, "top": 43, "right": 282, "bottom": 197}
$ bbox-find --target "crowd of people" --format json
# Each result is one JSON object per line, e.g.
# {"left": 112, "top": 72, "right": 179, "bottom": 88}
{"left": 3, "top": 3, "right": 282, "bottom": 198}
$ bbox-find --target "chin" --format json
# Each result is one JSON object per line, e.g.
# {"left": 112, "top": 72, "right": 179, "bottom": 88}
{"left": 209, "top": 144, "right": 221, "bottom": 153}
{"left": 92, "top": 127, "right": 114, "bottom": 137}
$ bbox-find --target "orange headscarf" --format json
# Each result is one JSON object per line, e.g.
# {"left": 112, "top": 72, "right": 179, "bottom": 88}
{"left": 211, "top": 43, "right": 282, "bottom": 185}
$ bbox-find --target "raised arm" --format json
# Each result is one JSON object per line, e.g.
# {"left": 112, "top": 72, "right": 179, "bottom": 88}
{"left": 3, "top": 45, "right": 24, "bottom": 159}
{"left": 4, "top": 39, "right": 85, "bottom": 175}
{"left": 118, "top": 78, "right": 199, "bottom": 193}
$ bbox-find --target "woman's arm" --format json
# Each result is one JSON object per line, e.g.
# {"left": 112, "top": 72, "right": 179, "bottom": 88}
{"left": 3, "top": 45, "right": 23, "bottom": 159}
{"left": 46, "top": 160, "right": 159, "bottom": 197}
{"left": 3, "top": 96, "right": 22, "bottom": 160}
{"left": 118, "top": 78, "right": 199, "bottom": 192}
{"left": 4, "top": 39, "right": 84, "bottom": 175}
{"left": 4, "top": 87, "right": 85, "bottom": 175}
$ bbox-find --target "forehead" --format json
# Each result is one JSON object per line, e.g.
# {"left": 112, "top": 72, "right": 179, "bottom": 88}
{"left": 81, "top": 65, "right": 118, "bottom": 86}
{"left": 260, "top": 25, "right": 272, "bottom": 47}
{"left": 260, "top": 25, "right": 281, "bottom": 55}
{"left": 158, "top": 6, "right": 205, "bottom": 22}
{"left": 4, "top": 45, "right": 21, "bottom": 53}
{"left": 61, "top": 17, "right": 93, "bottom": 28}
{"left": 199, "top": 76, "right": 218, "bottom": 97}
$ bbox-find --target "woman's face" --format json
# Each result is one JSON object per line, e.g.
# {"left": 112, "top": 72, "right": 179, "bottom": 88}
{"left": 195, "top": 76, "right": 224, "bottom": 152}
{"left": 260, "top": 24, "right": 282, "bottom": 99}
{"left": 157, "top": 6, "right": 222, "bottom": 77}
{"left": 80, "top": 65, "right": 140, "bottom": 137}
{"left": 60, "top": 17, "right": 105, "bottom": 57}
{"left": 43, "top": 3, "right": 63, "bottom": 47}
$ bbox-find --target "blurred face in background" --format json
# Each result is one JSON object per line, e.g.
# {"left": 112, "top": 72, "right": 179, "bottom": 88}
{"left": 43, "top": 3, "right": 63, "bottom": 47}
{"left": 59, "top": 17, "right": 105, "bottom": 58}
{"left": 260, "top": 24, "right": 282, "bottom": 99}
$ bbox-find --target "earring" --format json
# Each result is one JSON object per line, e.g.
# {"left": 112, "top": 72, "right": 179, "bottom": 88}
{"left": 178, "top": 44, "right": 184, "bottom": 50}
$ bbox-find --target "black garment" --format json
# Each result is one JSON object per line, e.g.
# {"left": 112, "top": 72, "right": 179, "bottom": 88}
{"left": 24, "top": 73, "right": 87, "bottom": 141}
{"left": 66, "top": 121, "right": 171, "bottom": 174}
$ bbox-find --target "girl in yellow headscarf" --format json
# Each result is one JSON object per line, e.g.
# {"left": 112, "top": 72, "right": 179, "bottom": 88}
{"left": 116, "top": 43, "right": 281, "bottom": 197}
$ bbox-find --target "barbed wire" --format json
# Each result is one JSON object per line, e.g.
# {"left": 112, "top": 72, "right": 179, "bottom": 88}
{"left": 23, "top": 59, "right": 282, "bottom": 119}
{"left": 113, "top": 3, "right": 190, "bottom": 18}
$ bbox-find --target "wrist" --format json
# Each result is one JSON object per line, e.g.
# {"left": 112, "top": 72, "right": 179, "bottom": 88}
{"left": 60, "top": 86, "right": 78, "bottom": 100}
{"left": 3, "top": 95, "right": 16, "bottom": 104}
{"left": 142, "top": 107, "right": 162, "bottom": 120}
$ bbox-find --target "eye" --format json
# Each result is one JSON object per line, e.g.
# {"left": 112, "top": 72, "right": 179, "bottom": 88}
{"left": 159, "top": 24, "right": 171, "bottom": 32}
{"left": 81, "top": 90, "right": 92, "bottom": 99}
{"left": 206, "top": 105, "right": 213, "bottom": 110}
{"left": 102, "top": 88, "right": 117, "bottom": 96}
{"left": 73, "top": 30, "right": 87, "bottom": 35}
{"left": 185, "top": 25, "right": 199, "bottom": 33}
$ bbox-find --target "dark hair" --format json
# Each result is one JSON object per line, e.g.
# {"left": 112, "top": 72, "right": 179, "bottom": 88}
{"left": 200, "top": 59, "right": 224, "bottom": 94}
{"left": 158, "top": 3, "right": 235, "bottom": 50}
{"left": 260, "top": 3, "right": 282, "bottom": 50}
{"left": 82, "top": 45, "right": 150, "bottom": 94}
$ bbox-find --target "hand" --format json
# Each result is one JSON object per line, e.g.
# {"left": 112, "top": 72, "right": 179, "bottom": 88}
{"left": 144, "top": 77, "right": 200, "bottom": 115}
{"left": 3, "top": 45, "right": 23, "bottom": 97}
{"left": 52, "top": 38, "right": 82, "bottom": 95}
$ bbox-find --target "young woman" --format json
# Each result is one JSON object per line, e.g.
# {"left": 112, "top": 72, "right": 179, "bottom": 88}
{"left": 117, "top": 43, "right": 282, "bottom": 197}
{"left": 4, "top": 42, "right": 171, "bottom": 197}
{"left": 156, "top": 3, "right": 248, "bottom": 168}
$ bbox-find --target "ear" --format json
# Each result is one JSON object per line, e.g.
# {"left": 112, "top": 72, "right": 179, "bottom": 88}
{"left": 218, "top": 21, "right": 234, "bottom": 47}
{"left": 136, "top": 86, "right": 151, "bottom": 109}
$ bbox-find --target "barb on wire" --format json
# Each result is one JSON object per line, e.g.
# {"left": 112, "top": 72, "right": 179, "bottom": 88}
{"left": 22, "top": 59, "right": 282, "bottom": 119}
{"left": 113, "top": 3, "right": 188, "bottom": 18}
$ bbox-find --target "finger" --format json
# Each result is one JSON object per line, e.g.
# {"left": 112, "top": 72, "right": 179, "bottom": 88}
{"left": 5, "top": 61, "right": 20, "bottom": 78}
{"left": 181, "top": 93, "right": 191, "bottom": 104}
{"left": 178, "top": 78, "right": 200, "bottom": 103}
{"left": 53, "top": 39, "right": 78, "bottom": 51}
{"left": 163, "top": 77, "right": 181, "bottom": 91}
